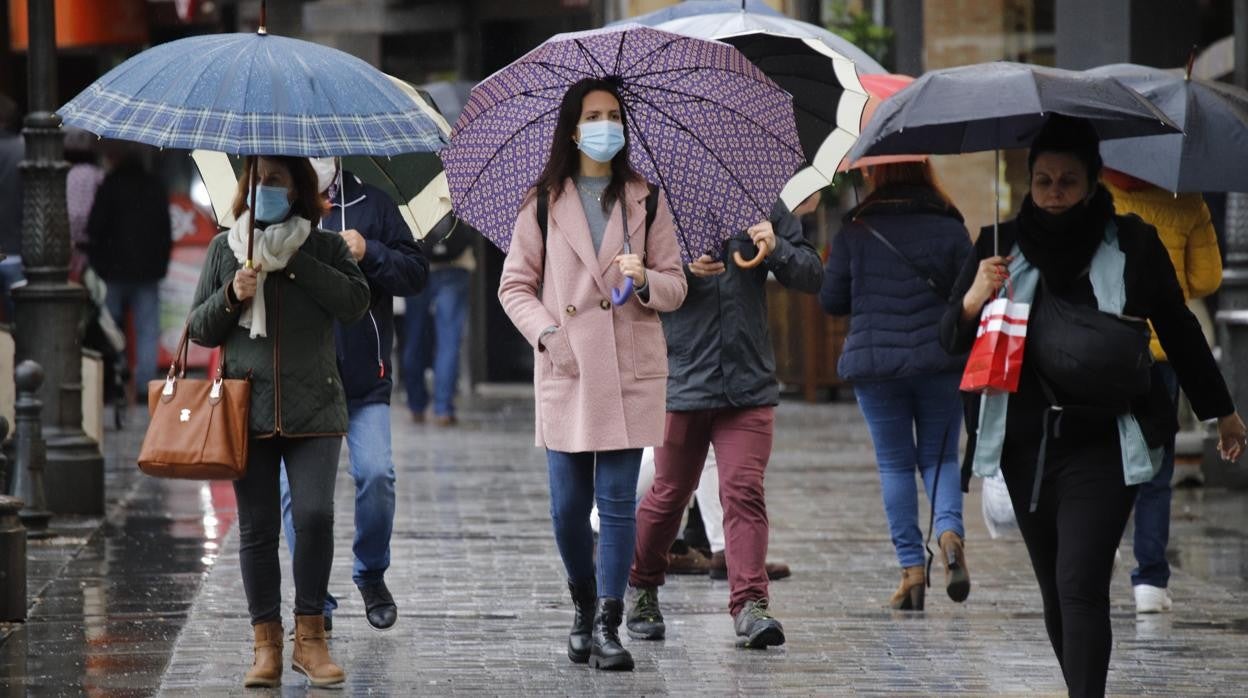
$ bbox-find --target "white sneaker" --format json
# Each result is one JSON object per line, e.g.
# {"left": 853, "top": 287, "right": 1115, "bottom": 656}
{"left": 1134, "top": 584, "right": 1173, "bottom": 614}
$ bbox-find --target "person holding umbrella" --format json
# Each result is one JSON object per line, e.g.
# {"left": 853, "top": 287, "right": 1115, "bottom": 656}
{"left": 497, "top": 78, "right": 688, "bottom": 672}
{"left": 940, "top": 115, "right": 1246, "bottom": 697}
{"left": 1102, "top": 167, "right": 1222, "bottom": 615}
{"left": 189, "top": 155, "right": 370, "bottom": 688}
{"left": 820, "top": 161, "right": 972, "bottom": 611}
{"left": 276, "top": 156, "right": 428, "bottom": 635}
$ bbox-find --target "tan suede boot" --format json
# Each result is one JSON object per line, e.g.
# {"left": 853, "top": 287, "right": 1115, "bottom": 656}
{"left": 291, "top": 613, "right": 345, "bottom": 687}
{"left": 940, "top": 531, "right": 971, "bottom": 603}
{"left": 889, "top": 565, "right": 926, "bottom": 610}
{"left": 242, "top": 620, "right": 283, "bottom": 688}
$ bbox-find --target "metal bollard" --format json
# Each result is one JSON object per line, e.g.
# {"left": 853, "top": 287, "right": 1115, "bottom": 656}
{"left": 12, "top": 361, "right": 52, "bottom": 536}
{"left": 0, "top": 493, "right": 25, "bottom": 622}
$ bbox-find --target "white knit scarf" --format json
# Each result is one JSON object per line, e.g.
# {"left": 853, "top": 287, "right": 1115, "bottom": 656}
{"left": 226, "top": 215, "right": 311, "bottom": 338}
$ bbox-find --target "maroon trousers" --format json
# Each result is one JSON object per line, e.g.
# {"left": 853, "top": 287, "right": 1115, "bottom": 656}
{"left": 630, "top": 406, "right": 774, "bottom": 616}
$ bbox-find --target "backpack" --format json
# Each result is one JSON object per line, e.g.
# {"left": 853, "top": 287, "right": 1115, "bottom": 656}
{"left": 536, "top": 184, "right": 660, "bottom": 285}
{"left": 425, "top": 212, "right": 476, "bottom": 263}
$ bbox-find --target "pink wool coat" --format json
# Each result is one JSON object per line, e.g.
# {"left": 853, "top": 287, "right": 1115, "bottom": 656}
{"left": 499, "top": 178, "right": 688, "bottom": 453}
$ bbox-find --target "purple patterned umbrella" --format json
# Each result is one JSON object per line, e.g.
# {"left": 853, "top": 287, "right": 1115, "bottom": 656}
{"left": 441, "top": 25, "right": 804, "bottom": 265}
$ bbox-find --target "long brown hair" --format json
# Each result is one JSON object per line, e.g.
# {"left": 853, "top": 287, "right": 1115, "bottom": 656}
{"left": 533, "top": 78, "right": 642, "bottom": 213}
{"left": 867, "top": 161, "right": 954, "bottom": 208}
{"left": 230, "top": 156, "right": 328, "bottom": 223}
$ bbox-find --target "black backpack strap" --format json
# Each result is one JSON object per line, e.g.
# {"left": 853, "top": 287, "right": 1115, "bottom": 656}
{"left": 644, "top": 184, "right": 659, "bottom": 232}
{"left": 537, "top": 190, "right": 549, "bottom": 293}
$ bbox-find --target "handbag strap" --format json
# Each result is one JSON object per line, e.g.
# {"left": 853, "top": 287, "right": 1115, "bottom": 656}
{"left": 165, "top": 323, "right": 229, "bottom": 382}
{"left": 858, "top": 218, "right": 949, "bottom": 300}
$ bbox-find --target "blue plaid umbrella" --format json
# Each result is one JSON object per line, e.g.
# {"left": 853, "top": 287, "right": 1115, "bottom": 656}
{"left": 58, "top": 31, "right": 447, "bottom": 157}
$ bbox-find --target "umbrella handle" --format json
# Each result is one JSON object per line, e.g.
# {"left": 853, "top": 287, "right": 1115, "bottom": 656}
{"left": 732, "top": 245, "right": 769, "bottom": 269}
{"left": 612, "top": 277, "right": 635, "bottom": 305}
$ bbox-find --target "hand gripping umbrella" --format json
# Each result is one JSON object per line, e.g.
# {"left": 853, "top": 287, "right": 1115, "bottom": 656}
{"left": 441, "top": 24, "right": 805, "bottom": 303}
{"left": 57, "top": 2, "right": 447, "bottom": 265}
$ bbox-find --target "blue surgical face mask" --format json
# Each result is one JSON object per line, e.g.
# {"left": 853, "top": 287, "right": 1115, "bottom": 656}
{"left": 577, "top": 120, "right": 626, "bottom": 163}
{"left": 247, "top": 184, "right": 293, "bottom": 224}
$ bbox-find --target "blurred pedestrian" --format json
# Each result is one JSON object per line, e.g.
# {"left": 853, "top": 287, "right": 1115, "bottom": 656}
{"left": 85, "top": 142, "right": 172, "bottom": 392}
{"left": 0, "top": 93, "right": 24, "bottom": 321}
{"left": 821, "top": 162, "right": 972, "bottom": 611}
{"left": 1102, "top": 168, "right": 1223, "bottom": 614}
{"left": 403, "top": 218, "right": 473, "bottom": 425}
{"left": 188, "top": 155, "right": 370, "bottom": 688}
{"left": 626, "top": 194, "right": 822, "bottom": 650}
{"left": 941, "top": 115, "right": 1245, "bottom": 698}
{"left": 64, "top": 127, "right": 103, "bottom": 284}
{"left": 498, "top": 78, "right": 687, "bottom": 671}
{"left": 277, "top": 157, "right": 428, "bottom": 635}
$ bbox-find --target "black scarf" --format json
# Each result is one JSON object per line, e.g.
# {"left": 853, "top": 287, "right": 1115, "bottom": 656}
{"left": 1016, "top": 185, "right": 1115, "bottom": 291}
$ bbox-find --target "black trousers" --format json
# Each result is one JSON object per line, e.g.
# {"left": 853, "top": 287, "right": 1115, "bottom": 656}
{"left": 234, "top": 435, "right": 342, "bottom": 623}
{"left": 1002, "top": 432, "right": 1137, "bottom": 698}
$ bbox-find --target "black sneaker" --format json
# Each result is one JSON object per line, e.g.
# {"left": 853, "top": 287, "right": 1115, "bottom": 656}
{"left": 625, "top": 586, "right": 665, "bottom": 640}
{"left": 358, "top": 580, "right": 398, "bottom": 631}
{"left": 733, "top": 598, "right": 785, "bottom": 649}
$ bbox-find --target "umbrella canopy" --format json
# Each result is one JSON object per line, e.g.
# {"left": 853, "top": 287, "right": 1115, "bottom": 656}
{"left": 1087, "top": 63, "right": 1248, "bottom": 192}
{"left": 702, "top": 30, "right": 869, "bottom": 209}
{"left": 651, "top": 11, "right": 886, "bottom": 74}
{"left": 846, "top": 61, "right": 1180, "bottom": 161}
{"left": 838, "top": 73, "right": 927, "bottom": 172}
{"left": 618, "top": 0, "right": 784, "bottom": 26}
{"left": 58, "top": 31, "right": 447, "bottom": 156}
{"left": 441, "top": 25, "right": 804, "bottom": 265}
{"left": 420, "top": 80, "right": 476, "bottom": 126}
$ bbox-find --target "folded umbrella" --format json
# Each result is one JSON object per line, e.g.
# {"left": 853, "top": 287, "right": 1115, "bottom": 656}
{"left": 1087, "top": 62, "right": 1248, "bottom": 192}
{"left": 441, "top": 25, "right": 804, "bottom": 276}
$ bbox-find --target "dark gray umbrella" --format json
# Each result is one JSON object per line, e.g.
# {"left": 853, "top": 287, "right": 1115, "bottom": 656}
{"left": 845, "top": 61, "right": 1180, "bottom": 253}
{"left": 846, "top": 61, "right": 1179, "bottom": 160}
{"left": 1087, "top": 63, "right": 1248, "bottom": 192}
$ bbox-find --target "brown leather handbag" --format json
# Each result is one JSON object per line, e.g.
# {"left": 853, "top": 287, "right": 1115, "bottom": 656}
{"left": 137, "top": 327, "right": 250, "bottom": 480}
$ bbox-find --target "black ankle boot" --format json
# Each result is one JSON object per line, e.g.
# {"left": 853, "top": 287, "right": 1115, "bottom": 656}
{"left": 588, "top": 598, "right": 634, "bottom": 671}
{"left": 567, "top": 579, "right": 596, "bottom": 664}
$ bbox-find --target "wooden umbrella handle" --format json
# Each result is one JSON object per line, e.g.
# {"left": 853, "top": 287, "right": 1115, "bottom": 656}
{"left": 733, "top": 244, "right": 769, "bottom": 269}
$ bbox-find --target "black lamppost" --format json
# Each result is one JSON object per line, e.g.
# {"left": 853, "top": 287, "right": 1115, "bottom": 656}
{"left": 11, "top": 0, "right": 104, "bottom": 515}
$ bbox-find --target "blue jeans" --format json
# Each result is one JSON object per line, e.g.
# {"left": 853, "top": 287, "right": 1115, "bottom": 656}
{"left": 547, "top": 449, "right": 642, "bottom": 600}
{"left": 281, "top": 402, "right": 396, "bottom": 615}
{"left": 854, "top": 372, "right": 964, "bottom": 568}
{"left": 1132, "top": 362, "right": 1178, "bottom": 588}
{"left": 403, "top": 268, "right": 469, "bottom": 417}
{"left": 104, "top": 280, "right": 161, "bottom": 389}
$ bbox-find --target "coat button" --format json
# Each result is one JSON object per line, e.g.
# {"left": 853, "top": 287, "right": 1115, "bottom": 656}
{"left": 565, "top": 305, "right": 577, "bottom": 316}
{"left": 600, "top": 299, "right": 610, "bottom": 310}
{"left": 327, "top": 377, "right": 333, "bottom": 384}
{"left": 288, "top": 272, "right": 296, "bottom": 280}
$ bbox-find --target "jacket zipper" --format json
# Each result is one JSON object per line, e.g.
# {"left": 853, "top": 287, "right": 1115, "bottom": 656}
{"left": 274, "top": 281, "right": 282, "bottom": 434}
{"left": 368, "top": 310, "right": 385, "bottom": 378}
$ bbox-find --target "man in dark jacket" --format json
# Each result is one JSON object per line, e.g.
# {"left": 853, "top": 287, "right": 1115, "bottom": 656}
{"left": 280, "top": 159, "right": 428, "bottom": 632}
{"left": 85, "top": 144, "right": 172, "bottom": 391}
{"left": 626, "top": 200, "right": 824, "bottom": 649}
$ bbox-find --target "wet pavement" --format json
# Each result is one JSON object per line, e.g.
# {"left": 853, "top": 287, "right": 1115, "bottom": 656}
{"left": 2, "top": 393, "right": 1248, "bottom": 695}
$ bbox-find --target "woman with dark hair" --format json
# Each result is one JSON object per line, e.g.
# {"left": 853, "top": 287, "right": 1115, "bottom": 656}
{"left": 498, "top": 78, "right": 688, "bottom": 671}
{"left": 941, "top": 115, "right": 1245, "bottom": 697}
{"left": 188, "top": 155, "right": 370, "bottom": 688}
{"left": 821, "top": 161, "right": 972, "bottom": 611}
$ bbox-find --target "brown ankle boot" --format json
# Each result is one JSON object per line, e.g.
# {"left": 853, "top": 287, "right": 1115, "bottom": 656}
{"left": 243, "top": 620, "right": 283, "bottom": 688}
{"left": 292, "top": 613, "right": 345, "bottom": 687}
{"left": 889, "top": 565, "right": 926, "bottom": 610}
{"left": 940, "top": 531, "right": 971, "bottom": 602}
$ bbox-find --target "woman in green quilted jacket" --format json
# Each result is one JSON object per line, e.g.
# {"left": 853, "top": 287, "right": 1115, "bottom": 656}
{"left": 188, "top": 155, "right": 369, "bottom": 689}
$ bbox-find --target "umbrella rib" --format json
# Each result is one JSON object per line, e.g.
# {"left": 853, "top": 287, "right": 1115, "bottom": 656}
{"left": 623, "top": 81, "right": 805, "bottom": 158}
{"left": 624, "top": 101, "right": 696, "bottom": 258}
{"left": 450, "top": 87, "right": 563, "bottom": 138}
{"left": 627, "top": 64, "right": 792, "bottom": 95}
{"left": 617, "top": 84, "right": 771, "bottom": 224}
{"left": 527, "top": 59, "right": 597, "bottom": 82}
{"left": 617, "top": 35, "right": 684, "bottom": 79}
{"left": 452, "top": 104, "right": 562, "bottom": 208}
{"left": 573, "top": 38, "right": 611, "bottom": 77}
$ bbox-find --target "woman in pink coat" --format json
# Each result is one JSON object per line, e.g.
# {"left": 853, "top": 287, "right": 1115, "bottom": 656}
{"left": 498, "top": 78, "right": 687, "bottom": 672}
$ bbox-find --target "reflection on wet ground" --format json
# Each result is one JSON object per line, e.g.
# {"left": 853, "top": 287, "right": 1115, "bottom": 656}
{"left": 1, "top": 396, "right": 1247, "bottom": 694}
{"left": 0, "top": 413, "right": 236, "bottom": 695}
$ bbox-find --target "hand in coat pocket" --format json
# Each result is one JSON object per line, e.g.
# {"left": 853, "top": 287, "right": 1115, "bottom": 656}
{"left": 541, "top": 327, "right": 579, "bottom": 379}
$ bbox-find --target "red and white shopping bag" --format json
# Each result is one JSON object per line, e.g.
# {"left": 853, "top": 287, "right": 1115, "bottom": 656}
{"left": 959, "top": 293, "right": 1030, "bottom": 393}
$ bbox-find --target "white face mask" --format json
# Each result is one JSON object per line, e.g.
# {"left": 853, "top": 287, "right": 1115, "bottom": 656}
{"left": 309, "top": 157, "right": 338, "bottom": 194}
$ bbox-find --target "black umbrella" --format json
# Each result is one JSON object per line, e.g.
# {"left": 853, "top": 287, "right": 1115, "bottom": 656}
{"left": 1087, "top": 63, "right": 1248, "bottom": 192}
{"left": 846, "top": 61, "right": 1180, "bottom": 251}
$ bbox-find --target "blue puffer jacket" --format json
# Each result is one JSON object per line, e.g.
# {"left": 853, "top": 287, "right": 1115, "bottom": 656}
{"left": 323, "top": 172, "right": 428, "bottom": 408}
{"left": 821, "top": 185, "right": 971, "bottom": 383}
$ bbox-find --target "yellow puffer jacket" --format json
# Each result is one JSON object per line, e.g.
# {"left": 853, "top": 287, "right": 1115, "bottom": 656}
{"left": 1105, "top": 180, "right": 1222, "bottom": 360}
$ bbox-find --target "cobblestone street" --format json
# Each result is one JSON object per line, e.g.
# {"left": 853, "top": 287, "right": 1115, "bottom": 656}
{"left": 4, "top": 394, "right": 1248, "bottom": 695}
